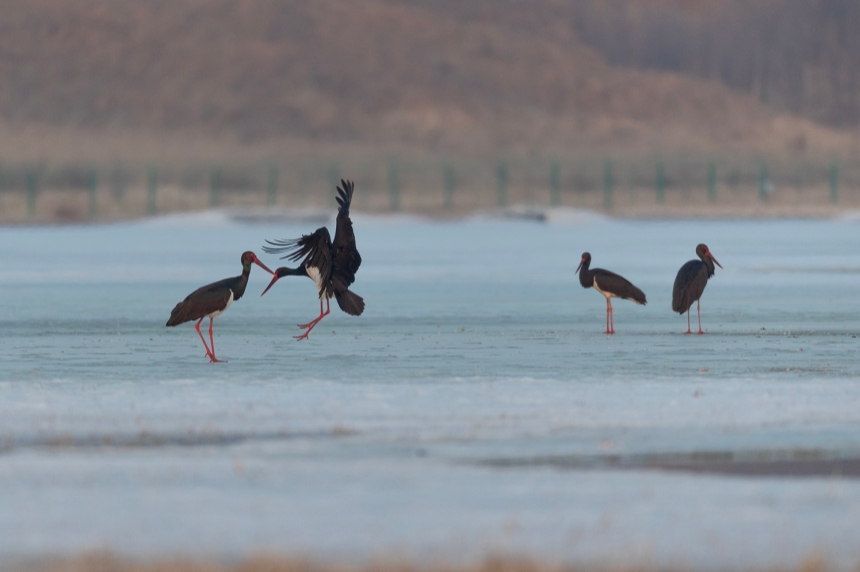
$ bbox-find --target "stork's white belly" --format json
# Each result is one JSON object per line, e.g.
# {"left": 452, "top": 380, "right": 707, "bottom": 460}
{"left": 207, "top": 290, "right": 233, "bottom": 318}
{"left": 306, "top": 266, "right": 327, "bottom": 300}
{"left": 592, "top": 277, "right": 617, "bottom": 299}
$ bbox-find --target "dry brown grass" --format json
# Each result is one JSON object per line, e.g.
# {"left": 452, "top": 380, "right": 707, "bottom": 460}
{"left": 0, "top": 0, "right": 857, "bottom": 165}
{"left": 2, "top": 552, "right": 837, "bottom": 572}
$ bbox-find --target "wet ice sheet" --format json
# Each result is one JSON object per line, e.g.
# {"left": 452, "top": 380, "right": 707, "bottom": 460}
{"left": 1, "top": 213, "right": 860, "bottom": 568}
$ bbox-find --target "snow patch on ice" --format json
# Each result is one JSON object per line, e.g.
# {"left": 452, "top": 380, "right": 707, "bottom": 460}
{"left": 139, "top": 207, "right": 334, "bottom": 227}
{"left": 836, "top": 210, "right": 860, "bottom": 222}
{"left": 469, "top": 205, "right": 607, "bottom": 224}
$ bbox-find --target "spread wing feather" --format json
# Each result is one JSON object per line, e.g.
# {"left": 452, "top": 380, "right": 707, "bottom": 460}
{"left": 263, "top": 228, "right": 333, "bottom": 298}
{"left": 262, "top": 180, "right": 361, "bottom": 301}
{"left": 332, "top": 179, "right": 362, "bottom": 287}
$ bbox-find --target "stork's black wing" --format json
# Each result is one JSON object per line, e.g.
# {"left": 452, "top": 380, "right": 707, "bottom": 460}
{"left": 592, "top": 269, "right": 647, "bottom": 305}
{"left": 672, "top": 260, "right": 708, "bottom": 314}
{"left": 166, "top": 277, "right": 237, "bottom": 326}
{"left": 331, "top": 179, "right": 362, "bottom": 287}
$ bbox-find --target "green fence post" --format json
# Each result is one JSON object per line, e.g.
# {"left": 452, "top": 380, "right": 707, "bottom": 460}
{"left": 210, "top": 168, "right": 221, "bottom": 208}
{"left": 26, "top": 170, "right": 37, "bottom": 219}
{"left": 603, "top": 160, "right": 613, "bottom": 210}
{"left": 707, "top": 162, "right": 716, "bottom": 203}
{"left": 87, "top": 168, "right": 97, "bottom": 219}
{"left": 655, "top": 163, "right": 665, "bottom": 205}
{"left": 267, "top": 165, "right": 278, "bottom": 206}
{"left": 829, "top": 164, "right": 839, "bottom": 204}
{"left": 759, "top": 163, "right": 769, "bottom": 202}
{"left": 147, "top": 168, "right": 158, "bottom": 215}
{"left": 443, "top": 164, "right": 454, "bottom": 209}
{"left": 112, "top": 166, "right": 127, "bottom": 205}
{"left": 388, "top": 162, "right": 400, "bottom": 211}
{"left": 496, "top": 162, "right": 508, "bottom": 207}
{"left": 550, "top": 162, "right": 561, "bottom": 207}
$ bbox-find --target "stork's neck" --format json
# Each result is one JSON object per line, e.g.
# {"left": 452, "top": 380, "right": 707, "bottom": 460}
{"left": 277, "top": 266, "right": 309, "bottom": 278}
{"left": 241, "top": 263, "right": 252, "bottom": 278}
{"left": 232, "top": 269, "right": 251, "bottom": 300}
{"left": 578, "top": 260, "right": 594, "bottom": 288}
{"left": 699, "top": 255, "right": 715, "bottom": 277}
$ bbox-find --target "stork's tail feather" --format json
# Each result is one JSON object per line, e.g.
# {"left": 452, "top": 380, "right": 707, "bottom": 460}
{"left": 166, "top": 302, "right": 188, "bottom": 327}
{"left": 671, "top": 292, "right": 689, "bottom": 314}
{"left": 335, "top": 288, "right": 364, "bottom": 316}
{"left": 629, "top": 286, "right": 647, "bottom": 306}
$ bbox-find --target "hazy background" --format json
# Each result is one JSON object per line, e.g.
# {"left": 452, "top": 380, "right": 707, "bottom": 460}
{"left": 5, "top": 4, "right": 860, "bottom": 570}
{"left": 1, "top": 0, "right": 859, "bottom": 221}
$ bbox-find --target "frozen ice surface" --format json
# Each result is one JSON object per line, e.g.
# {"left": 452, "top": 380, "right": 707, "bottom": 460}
{"left": 1, "top": 212, "right": 860, "bottom": 568}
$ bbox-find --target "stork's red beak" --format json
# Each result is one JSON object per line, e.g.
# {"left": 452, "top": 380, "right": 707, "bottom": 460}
{"left": 707, "top": 251, "right": 723, "bottom": 269}
{"left": 575, "top": 258, "right": 585, "bottom": 273}
{"left": 260, "top": 273, "right": 279, "bottom": 296}
{"left": 253, "top": 256, "right": 275, "bottom": 275}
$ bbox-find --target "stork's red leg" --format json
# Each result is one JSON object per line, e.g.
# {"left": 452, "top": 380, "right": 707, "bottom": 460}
{"left": 609, "top": 300, "right": 615, "bottom": 334}
{"left": 295, "top": 298, "right": 330, "bottom": 340}
{"left": 208, "top": 317, "right": 224, "bottom": 362}
{"left": 195, "top": 318, "right": 214, "bottom": 359}
{"left": 684, "top": 309, "right": 693, "bottom": 335}
{"left": 298, "top": 300, "right": 325, "bottom": 329}
{"left": 604, "top": 298, "right": 614, "bottom": 335}
{"left": 697, "top": 300, "right": 705, "bottom": 334}
{"left": 605, "top": 301, "right": 610, "bottom": 334}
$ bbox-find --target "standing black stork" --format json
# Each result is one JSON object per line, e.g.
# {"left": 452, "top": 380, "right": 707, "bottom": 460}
{"left": 261, "top": 179, "right": 364, "bottom": 340}
{"left": 576, "top": 252, "right": 647, "bottom": 334}
{"left": 166, "top": 251, "right": 273, "bottom": 362}
{"left": 672, "top": 243, "right": 723, "bottom": 334}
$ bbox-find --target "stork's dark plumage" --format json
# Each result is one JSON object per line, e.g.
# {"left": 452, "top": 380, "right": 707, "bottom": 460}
{"left": 262, "top": 179, "right": 364, "bottom": 340}
{"left": 166, "top": 251, "right": 273, "bottom": 362}
{"left": 672, "top": 243, "right": 722, "bottom": 334}
{"left": 576, "top": 252, "right": 647, "bottom": 334}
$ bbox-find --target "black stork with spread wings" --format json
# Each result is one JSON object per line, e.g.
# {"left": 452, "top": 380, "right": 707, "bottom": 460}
{"left": 672, "top": 243, "right": 722, "bottom": 334}
{"left": 261, "top": 179, "right": 364, "bottom": 340}
{"left": 166, "top": 251, "right": 273, "bottom": 362}
{"left": 576, "top": 252, "right": 647, "bottom": 334}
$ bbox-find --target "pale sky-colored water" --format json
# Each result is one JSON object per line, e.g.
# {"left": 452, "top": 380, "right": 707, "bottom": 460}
{"left": 1, "top": 212, "right": 860, "bottom": 568}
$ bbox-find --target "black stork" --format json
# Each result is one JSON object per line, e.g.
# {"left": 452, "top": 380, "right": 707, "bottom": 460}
{"left": 261, "top": 179, "right": 364, "bottom": 340}
{"left": 672, "top": 243, "right": 723, "bottom": 334}
{"left": 166, "top": 251, "right": 274, "bottom": 362}
{"left": 576, "top": 252, "right": 647, "bottom": 334}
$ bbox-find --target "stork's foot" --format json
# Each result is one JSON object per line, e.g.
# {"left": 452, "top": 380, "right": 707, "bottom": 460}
{"left": 295, "top": 314, "right": 326, "bottom": 340}
{"left": 294, "top": 322, "right": 320, "bottom": 340}
{"left": 294, "top": 324, "right": 319, "bottom": 340}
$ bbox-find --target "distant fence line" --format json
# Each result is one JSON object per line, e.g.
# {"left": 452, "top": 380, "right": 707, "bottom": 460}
{"left": 0, "top": 157, "right": 857, "bottom": 221}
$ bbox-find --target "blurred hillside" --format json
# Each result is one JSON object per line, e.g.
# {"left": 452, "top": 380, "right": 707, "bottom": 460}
{"left": 0, "top": 0, "right": 857, "bottom": 164}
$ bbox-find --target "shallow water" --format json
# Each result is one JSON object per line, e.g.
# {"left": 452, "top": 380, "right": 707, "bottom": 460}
{"left": 1, "top": 212, "right": 860, "bottom": 569}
